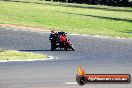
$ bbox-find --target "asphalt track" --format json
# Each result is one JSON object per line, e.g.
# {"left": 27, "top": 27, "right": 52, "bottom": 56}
{"left": 0, "top": 26, "right": 132, "bottom": 88}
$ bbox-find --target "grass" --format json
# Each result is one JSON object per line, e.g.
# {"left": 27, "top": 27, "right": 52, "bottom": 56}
{"left": 0, "top": 49, "right": 47, "bottom": 61}
{"left": 0, "top": 0, "right": 132, "bottom": 38}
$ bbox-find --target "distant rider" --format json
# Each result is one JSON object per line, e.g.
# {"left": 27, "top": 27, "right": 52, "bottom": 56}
{"left": 49, "top": 30, "right": 57, "bottom": 41}
{"left": 49, "top": 30, "right": 58, "bottom": 50}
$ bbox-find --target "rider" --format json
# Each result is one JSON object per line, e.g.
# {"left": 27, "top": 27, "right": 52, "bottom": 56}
{"left": 49, "top": 30, "right": 57, "bottom": 50}
{"left": 49, "top": 30, "right": 57, "bottom": 41}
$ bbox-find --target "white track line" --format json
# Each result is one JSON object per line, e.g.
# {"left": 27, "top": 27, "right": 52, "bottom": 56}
{"left": 65, "top": 82, "right": 77, "bottom": 85}
{"left": 70, "top": 33, "right": 132, "bottom": 39}
{"left": 0, "top": 56, "right": 55, "bottom": 62}
{"left": 69, "top": 33, "right": 80, "bottom": 36}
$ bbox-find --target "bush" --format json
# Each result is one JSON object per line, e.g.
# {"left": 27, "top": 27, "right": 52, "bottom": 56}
{"left": 50, "top": 0, "right": 132, "bottom": 7}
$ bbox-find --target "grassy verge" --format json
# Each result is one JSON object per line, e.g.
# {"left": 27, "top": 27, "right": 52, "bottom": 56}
{"left": 0, "top": 49, "right": 47, "bottom": 61}
{"left": 0, "top": 0, "right": 132, "bottom": 38}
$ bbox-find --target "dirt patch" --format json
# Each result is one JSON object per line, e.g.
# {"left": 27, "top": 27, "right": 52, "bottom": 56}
{"left": 0, "top": 24, "right": 51, "bottom": 32}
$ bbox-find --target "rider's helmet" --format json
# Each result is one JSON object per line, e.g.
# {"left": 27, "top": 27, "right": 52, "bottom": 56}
{"left": 51, "top": 30, "right": 55, "bottom": 34}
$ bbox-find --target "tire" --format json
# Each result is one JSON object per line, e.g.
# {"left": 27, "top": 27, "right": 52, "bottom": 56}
{"left": 68, "top": 44, "right": 75, "bottom": 51}
{"left": 76, "top": 75, "right": 86, "bottom": 86}
{"left": 64, "top": 47, "right": 68, "bottom": 51}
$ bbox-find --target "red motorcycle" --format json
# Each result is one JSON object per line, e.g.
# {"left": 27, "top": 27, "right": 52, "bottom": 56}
{"left": 50, "top": 32, "right": 75, "bottom": 51}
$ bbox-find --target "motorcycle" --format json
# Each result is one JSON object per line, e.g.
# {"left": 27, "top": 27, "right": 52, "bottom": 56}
{"left": 50, "top": 32, "right": 75, "bottom": 51}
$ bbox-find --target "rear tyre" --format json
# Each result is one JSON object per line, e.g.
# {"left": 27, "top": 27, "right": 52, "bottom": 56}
{"left": 64, "top": 47, "right": 68, "bottom": 51}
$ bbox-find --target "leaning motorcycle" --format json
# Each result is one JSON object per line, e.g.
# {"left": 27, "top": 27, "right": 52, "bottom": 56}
{"left": 50, "top": 32, "right": 75, "bottom": 51}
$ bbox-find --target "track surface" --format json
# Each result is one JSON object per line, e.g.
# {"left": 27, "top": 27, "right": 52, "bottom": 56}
{"left": 0, "top": 26, "right": 132, "bottom": 88}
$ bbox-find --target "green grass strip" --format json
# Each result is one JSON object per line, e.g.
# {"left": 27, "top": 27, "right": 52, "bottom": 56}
{"left": 0, "top": 49, "right": 47, "bottom": 61}
{"left": 0, "top": 0, "right": 132, "bottom": 38}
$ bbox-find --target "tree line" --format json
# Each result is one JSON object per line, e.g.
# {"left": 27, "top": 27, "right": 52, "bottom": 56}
{"left": 46, "top": 0, "right": 132, "bottom": 7}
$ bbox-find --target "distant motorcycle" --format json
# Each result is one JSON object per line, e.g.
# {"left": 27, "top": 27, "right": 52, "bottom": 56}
{"left": 50, "top": 32, "right": 75, "bottom": 51}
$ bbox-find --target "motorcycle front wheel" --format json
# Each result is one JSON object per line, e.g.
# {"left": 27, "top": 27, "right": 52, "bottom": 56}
{"left": 68, "top": 43, "right": 75, "bottom": 51}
